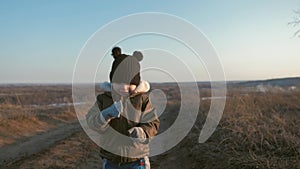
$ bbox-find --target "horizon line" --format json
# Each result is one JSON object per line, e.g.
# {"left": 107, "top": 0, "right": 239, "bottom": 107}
{"left": 0, "top": 76, "right": 299, "bottom": 85}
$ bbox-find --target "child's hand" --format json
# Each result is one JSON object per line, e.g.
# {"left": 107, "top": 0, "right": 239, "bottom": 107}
{"left": 100, "top": 101, "right": 122, "bottom": 122}
{"left": 128, "top": 127, "right": 147, "bottom": 143}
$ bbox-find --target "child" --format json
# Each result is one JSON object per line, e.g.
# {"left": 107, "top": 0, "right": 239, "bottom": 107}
{"left": 86, "top": 48, "right": 159, "bottom": 169}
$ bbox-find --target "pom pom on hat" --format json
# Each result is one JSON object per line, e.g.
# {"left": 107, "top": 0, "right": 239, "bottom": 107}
{"left": 133, "top": 51, "right": 143, "bottom": 62}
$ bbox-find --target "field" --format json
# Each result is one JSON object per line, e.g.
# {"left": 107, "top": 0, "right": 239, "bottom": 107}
{"left": 0, "top": 81, "right": 299, "bottom": 169}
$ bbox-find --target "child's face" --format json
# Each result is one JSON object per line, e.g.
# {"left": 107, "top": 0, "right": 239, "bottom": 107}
{"left": 112, "top": 83, "right": 136, "bottom": 96}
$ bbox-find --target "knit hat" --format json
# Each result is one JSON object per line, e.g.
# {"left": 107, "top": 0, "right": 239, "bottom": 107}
{"left": 110, "top": 51, "right": 143, "bottom": 86}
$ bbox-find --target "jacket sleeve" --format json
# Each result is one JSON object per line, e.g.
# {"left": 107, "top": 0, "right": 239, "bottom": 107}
{"left": 139, "top": 95, "right": 160, "bottom": 138}
{"left": 109, "top": 60, "right": 117, "bottom": 81}
{"left": 85, "top": 96, "right": 110, "bottom": 133}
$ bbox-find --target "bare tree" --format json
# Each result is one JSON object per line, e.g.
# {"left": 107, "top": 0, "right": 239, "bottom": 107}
{"left": 289, "top": 9, "right": 300, "bottom": 37}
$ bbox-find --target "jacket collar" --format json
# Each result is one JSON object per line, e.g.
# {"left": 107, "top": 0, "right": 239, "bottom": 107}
{"left": 99, "top": 80, "right": 150, "bottom": 96}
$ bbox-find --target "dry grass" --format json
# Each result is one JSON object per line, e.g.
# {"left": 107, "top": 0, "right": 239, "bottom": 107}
{"left": 186, "top": 91, "right": 300, "bottom": 169}
{"left": 0, "top": 84, "right": 299, "bottom": 168}
{"left": 149, "top": 84, "right": 300, "bottom": 169}
{"left": 0, "top": 85, "right": 77, "bottom": 147}
{"left": 0, "top": 104, "right": 77, "bottom": 147}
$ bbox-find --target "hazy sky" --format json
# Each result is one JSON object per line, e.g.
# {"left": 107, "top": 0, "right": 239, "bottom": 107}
{"left": 1, "top": 1, "right": 300, "bottom": 83}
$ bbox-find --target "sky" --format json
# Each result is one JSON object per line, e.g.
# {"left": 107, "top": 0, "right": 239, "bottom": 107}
{"left": 0, "top": 0, "right": 300, "bottom": 83}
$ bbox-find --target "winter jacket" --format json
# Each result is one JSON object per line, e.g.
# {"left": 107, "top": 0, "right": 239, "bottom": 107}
{"left": 86, "top": 81, "right": 160, "bottom": 163}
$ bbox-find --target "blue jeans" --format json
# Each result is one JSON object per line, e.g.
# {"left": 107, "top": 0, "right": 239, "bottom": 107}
{"left": 102, "top": 157, "right": 150, "bottom": 169}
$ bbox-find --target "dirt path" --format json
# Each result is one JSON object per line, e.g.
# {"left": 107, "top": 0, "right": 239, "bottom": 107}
{"left": 0, "top": 103, "right": 189, "bottom": 168}
{"left": 0, "top": 121, "right": 82, "bottom": 168}
{"left": 1, "top": 130, "right": 102, "bottom": 169}
{"left": 0, "top": 120, "right": 195, "bottom": 169}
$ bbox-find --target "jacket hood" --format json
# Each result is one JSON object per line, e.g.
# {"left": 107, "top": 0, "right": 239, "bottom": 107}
{"left": 99, "top": 80, "right": 150, "bottom": 94}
